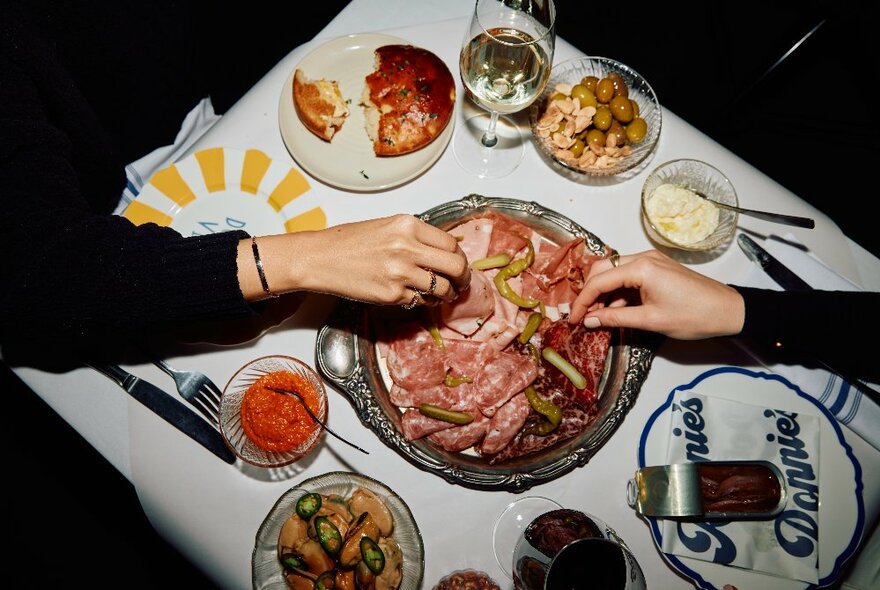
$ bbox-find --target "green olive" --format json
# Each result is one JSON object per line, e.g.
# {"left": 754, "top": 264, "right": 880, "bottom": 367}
{"left": 630, "top": 98, "right": 640, "bottom": 118}
{"left": 585, "top": 128, "right": 606, "bottom": 148}
{"left": 607, "top": 72, "right": 629, "bottom": 98}
{"left": 571, "top": 85, "right": 597, "bottom": 108}
{"left": 610, "top": 95, "right": 634, "bottom": 123}
{"left": 549, "top": 92, "right": 567, "bottom": 102}
{"left": 625, "top": 117, "right": 648, "bottom": 144}
{"left": 593, "top": 106, "right": 613, "bottom": 131}
{"left": 580, "top": 75, "right": 599, "bottom": 92}
{"left": 569, "top": 138, "right": 586, "bottom": 158}
{"left": 607, "top": 120, "right": 626, "bottom": 146}
{"left": 595, "top": 77, "right": 615, "bottom": 103}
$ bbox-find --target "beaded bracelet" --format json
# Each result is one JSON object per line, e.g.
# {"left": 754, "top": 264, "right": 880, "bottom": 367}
{"left": 251, "top": 237, "right": 279, "bottom": 299}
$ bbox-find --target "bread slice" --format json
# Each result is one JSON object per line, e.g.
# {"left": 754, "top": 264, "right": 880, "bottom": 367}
{"left": 292, "top": 69, "right": 349, "bottom": 141}
{"left": 361, "top": 45, "right": 455, "bottom": 156}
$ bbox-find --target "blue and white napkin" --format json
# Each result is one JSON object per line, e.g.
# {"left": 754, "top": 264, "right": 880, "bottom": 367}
{"left": 737, "top": 234, "right": 880, "bottom": 451}
{"left": 113, "top": 97, "right": 221, "bottom": 215}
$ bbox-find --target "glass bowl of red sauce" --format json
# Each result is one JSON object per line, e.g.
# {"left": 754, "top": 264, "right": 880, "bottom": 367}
{"left": 219, "top": 354, "right": 328, "bottom": 468}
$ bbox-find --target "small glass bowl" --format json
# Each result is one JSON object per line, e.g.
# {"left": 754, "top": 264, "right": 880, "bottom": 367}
{"left": 219, "top": 354, "right": 327, "bottom": 468}
{"left": 641, "top": 159, "right": 739, "bottom": 251}
{"left": 252, "top": 471, "right": 425, "bottom": 590}
{"left": 529, "top": 55, "right": 661, "bottom": 178}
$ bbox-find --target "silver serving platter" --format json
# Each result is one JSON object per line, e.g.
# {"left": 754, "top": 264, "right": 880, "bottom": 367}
{"left": 315, "top": 194, "right": 660, "bottom": 492}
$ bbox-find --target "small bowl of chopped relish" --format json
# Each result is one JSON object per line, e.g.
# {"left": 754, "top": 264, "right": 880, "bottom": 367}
{"left": 219, "top": 354, "right": 327, "bottom": 468}
{"left": 641, "top": 158, "right": 739, "bottom": 252}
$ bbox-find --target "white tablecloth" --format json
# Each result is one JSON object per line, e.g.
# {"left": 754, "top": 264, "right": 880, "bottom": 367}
{"left": 13, "top": 1, "right": 880, "bottom": 589}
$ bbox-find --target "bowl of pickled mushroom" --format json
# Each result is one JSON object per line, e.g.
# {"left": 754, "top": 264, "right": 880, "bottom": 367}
{"left": 252, "top": 471, "right": 425, "bottom": 590}
{"left": 641, "top": 158, "right": 739, "bottom": 252}
{"left": 530, "top": 56, "right": 661, "bottom": 178}
{"left": 219, "top": 354, "right": 328, "bottom": 468}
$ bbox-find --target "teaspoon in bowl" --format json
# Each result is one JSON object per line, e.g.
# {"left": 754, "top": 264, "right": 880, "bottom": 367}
{"left": 691, "top": 188, "right": 815, "bottom": 229}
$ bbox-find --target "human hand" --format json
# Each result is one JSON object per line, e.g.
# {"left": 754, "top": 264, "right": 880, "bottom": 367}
{"left": 568, "top": 249, "right": 745, "bottom": 340}
{"left": 272, "top": 214, "right": 470, "bottom": 307}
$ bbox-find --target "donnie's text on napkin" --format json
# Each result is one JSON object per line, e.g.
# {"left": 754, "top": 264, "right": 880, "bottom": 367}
{"left": 661, "top": 391, "right": 820, "bottom": 584}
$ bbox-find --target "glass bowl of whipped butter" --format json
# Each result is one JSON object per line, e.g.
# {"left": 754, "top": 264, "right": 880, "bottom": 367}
{"left": 641, "top": 159, "right": 738, "bottom": 251}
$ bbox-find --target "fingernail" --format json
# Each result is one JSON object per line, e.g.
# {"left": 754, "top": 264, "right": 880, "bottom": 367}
{"left": 583, "top": 316, "right": 601, "bottom": 328}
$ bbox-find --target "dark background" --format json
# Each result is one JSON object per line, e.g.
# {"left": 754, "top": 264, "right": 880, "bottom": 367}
{"left": 8, "top": 1, "right": 876, "bottom": 588}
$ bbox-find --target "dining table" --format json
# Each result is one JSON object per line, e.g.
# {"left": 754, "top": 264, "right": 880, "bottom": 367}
{"left": 11, "top": 1, "right": 880, "bottom": 589}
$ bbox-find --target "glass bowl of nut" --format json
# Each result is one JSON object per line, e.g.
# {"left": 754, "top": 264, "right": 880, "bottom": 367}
{"left": 529, "top": 56, "right": 661, "bottom": 179}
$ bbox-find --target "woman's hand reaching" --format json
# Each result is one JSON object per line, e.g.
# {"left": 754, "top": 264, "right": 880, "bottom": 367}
{"left": 568, "top": 249, "right": 745, "bottom": 340}
{"left": 238, "top": 214, "right": 471, "bottom": 307}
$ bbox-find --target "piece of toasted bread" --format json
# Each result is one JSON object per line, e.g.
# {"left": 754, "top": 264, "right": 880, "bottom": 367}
{"left": 292, "top": 69, "right": 349, "bottom": 142}
{"left": 361, "top": 45, "right": 455, "bottom": 156}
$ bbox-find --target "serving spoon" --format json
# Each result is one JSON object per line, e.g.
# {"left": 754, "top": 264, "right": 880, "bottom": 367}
{"left": 691, "top": 188, "right": 815, "bottom": 229}
{"left": 267, "top": 386, "right": 370, "bottom": 455}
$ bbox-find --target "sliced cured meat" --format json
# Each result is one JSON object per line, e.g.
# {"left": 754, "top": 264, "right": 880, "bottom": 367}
{"left": 388, "top": 382, "right": 474, "bottom": 411}
{"left": 440, "top": 270, "right": 495, "bottom": 337}
{"left": 428, "top": 415, "right": 490, "bottom": 452}
{"left": 480, "top": 394, "right": 531, "bottom": 455}
{"left": 473, "top": 351, "right": 538, "bottom": 416}
{"left": 538, "top": 320, "right": 611, "bottom": 408}
{"left": 443, "top": 338, "right": 491, "bottom": 379}
{"left": 484, "top": 211, "right": 535, "bottom": 258}
{"left": 448, "top": 217, "right": 493, "bottom": 264}
{"left": 401, "top": 408, "right": 456, "bottom": 440}
{"left": 387, "top": 339, "right": 446, "bottom": 390}
{"left": 489, "top": 389, "right": 598, "bottom": 463}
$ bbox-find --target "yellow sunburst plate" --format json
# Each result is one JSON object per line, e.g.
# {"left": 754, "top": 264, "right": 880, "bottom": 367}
{"left": 123, "top": 147, "right": 327, "bottom": 236}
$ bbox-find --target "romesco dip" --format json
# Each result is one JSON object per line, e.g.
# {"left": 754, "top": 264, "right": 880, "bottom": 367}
{"left": 240, "top": 370, "right": 322, "bottom": 453}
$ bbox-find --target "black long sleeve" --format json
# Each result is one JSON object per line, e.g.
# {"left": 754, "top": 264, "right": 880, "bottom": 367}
{"left": 0, "top": 4, "right": 256, "bottom": 365}
{"left": 732, "top": 286, "right": 880, "bottom": 384}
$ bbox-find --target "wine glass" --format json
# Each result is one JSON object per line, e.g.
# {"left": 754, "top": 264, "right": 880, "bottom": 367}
{"left": 454, "top": 0, "right": 556, "bottom": 179}
{"left": 493, "top": 496, "right": 562, "bottom": 579}
{"left": 510, "top": 508, "right": 647, "bottom": 590}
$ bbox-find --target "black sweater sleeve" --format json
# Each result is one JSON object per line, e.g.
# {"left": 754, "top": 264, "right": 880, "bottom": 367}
{"left": 0, "top": 10, "right": 256, "bottom": 363}
{"left": 732, "top": 286, "right": 880, "bottom": 383}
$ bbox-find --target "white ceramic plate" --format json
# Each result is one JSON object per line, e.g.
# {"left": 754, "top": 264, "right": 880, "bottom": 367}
{"left": 123, "top": 147, "right": 327, "bottom": 236}
{"left": 638, "top": 367, "right": 865, "bottom": 590}
{"left": 278, "top": 33, "right": 455, "bottom": 192}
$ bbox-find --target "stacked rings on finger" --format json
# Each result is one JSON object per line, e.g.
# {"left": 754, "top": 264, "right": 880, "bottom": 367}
{"left": 608, "top": 249, "right": 620, "bottom": 268}
{"left": 426, "top": 269, "right": 437, "bottom": 296}
{"left": 402, "top": 291, "right": 422, "bottom": 310}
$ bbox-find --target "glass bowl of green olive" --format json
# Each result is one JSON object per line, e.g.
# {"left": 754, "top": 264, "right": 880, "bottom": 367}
{"left": 530, "top": 56, "right": 661, "bottom": 178}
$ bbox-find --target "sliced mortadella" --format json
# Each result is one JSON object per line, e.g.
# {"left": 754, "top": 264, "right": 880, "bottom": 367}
{"left": 439, "top": 270, "right": 495, "bottom": 337}
{"left": 448, "top": 217, "right": 493, "bottom": 263}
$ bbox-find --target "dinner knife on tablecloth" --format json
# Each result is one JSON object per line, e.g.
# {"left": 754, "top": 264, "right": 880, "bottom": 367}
{"left": 737, "top": 233, "right": 812, "bottom": 291}
{"left": 87, "top": 363, "right": 236, "bottom": 464}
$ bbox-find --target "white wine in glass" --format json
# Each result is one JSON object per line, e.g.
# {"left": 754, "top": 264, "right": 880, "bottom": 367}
{"left": 454, "top": 0, "right": 556, "bottom": 179}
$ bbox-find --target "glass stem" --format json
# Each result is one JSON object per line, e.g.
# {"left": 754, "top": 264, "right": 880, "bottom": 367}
{"left": 481, "top": 111, "right": 500, "bottom": 148}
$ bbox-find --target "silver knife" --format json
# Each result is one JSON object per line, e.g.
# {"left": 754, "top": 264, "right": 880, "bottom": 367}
{"left": 87, "top": 363, "right": 236, "bottom": 464}
{"left": 737, "top": 233, "right": 812, "bottom": 291}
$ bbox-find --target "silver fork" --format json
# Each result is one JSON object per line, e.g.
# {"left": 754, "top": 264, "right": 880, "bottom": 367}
{"left": 151, "top": 359, "right": 223, "bottom": 425}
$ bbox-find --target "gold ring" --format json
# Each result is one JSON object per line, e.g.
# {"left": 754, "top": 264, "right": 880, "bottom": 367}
{"left": 402, "top": 290, "right": 422, "bottom": 310}
{"left": 426, "top": 269, "right": 437, "bottom": 296}
{"left": 608, "top": 249, "right": 620, "bottom": 268}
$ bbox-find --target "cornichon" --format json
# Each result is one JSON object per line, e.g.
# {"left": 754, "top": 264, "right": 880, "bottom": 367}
{"left": 295, "top": 492, "right": 322, "bottom": 519}
{"left": 360, "top": 536, "right": 386, "bottom": 574}
{"left": 471, "top": 253, "right": 511, "bottom": 270}
{"left": 524, "top": 386, "right": 562, "bottom": 435}
{"left": 418, "top": 403, "right": 474, "bottom": 425}
{"left": 314, "top": 515, "right": 343, "bottom": 556}
{"left": 542, "top": 346, "right": 587, "bottom": 389}
{"left": 518, "top": 311, "right": 543, "bottom": 344}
